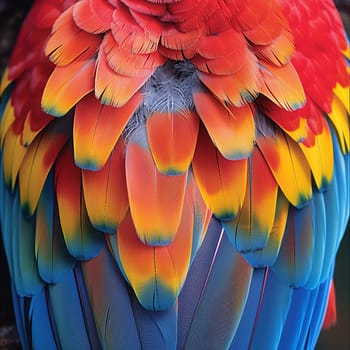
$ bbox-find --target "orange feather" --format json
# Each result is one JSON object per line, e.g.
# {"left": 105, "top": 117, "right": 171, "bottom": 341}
{"left": 146, "top": 111, "right": 199, "bottom": 174}
{"left": 82, "top": 140, "right": 129, "bottom": 233}
{"left": 193, "top": 91, "right": 255, "bottom": 159}
{"left": 73, "top": 92, "right": 142, "bottom": 170}
{"left": 192, "top": 126, "right": 248, "bottom": 220}
{"left": 125, "top": 142, "right": 188, "bottom": 245}
{"left": 45, "top": 7, "right": 101, "bottom": 66}
{"left": 42, "top": 59, "right": 95, "bottom": 116}
{"left": 95, "top": 50, "right": 152, "bottom": 107}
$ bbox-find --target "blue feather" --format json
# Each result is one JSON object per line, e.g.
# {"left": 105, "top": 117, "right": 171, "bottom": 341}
{"left": 178, "top": 219, "right": 253, "bottom": 349}
{"left": 278, "top": 287, "right": 312, "bottom": 349}
{"left": 11, "top": 283, "right": 29, "bottom": 350}
{"left": 73, "top": 265, "right": 103, "bottom": 349}
{"left": 29, "top": 288, "right": 58, "bottom": 350}
{"left": 35, "top": 170, "right": 74, "bottom": 283}
{"left": 272, "top": 203, "right": 314, "bottom": 287}
{"left": 305, "top": 189, "right": 326, "bottom": 289}
{"left": 228, "top": 268, "right": 266, "bottom": 350}
{"left": 47, "top": 268, "right": 93, "bottom": 349}
{"left": 307, "top": 269, "right": 333, "bottom": 348}
{"left": 81, "top": 246, "right": 177, "bottom": 350}
{"left": 319, "top": 125, "right": 348, "bottom": 282}
{"left": 12, "top": 188, "right": 43, "bottom": 296}
{"left": 296, "top": 270, "right": 333, "bottom": 349}
{"left": 242, "top": 269, "right": 292, "bottom": 349}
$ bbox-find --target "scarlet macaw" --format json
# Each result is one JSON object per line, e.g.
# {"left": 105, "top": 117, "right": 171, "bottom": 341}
{"left": 0, "top": 0, "right": 349, "bottom": 349}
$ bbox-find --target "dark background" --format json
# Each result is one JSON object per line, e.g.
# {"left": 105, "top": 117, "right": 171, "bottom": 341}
{"left": 0, "top": 1, "right": 349, "bottom": 349}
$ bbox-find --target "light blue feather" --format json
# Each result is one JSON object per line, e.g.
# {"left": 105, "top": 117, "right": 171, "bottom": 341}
{"left": 307, "top": 269, "right": 334, "bottom": 348}
{"left": 304, "top": 189, "right": 326, "bottom": 289}
{"left": 278, "top": 287, "right": 312, "bottom": 350}
{"left": 244, "top": 269, "right": 292, "bottom": 349}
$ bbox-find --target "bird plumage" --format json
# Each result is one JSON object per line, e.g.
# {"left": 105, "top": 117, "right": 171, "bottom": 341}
{"left": 0, "top": 0, "right": 349, "bottom": 349}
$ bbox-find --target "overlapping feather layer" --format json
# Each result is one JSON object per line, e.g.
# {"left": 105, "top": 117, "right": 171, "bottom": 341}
{"left": 0, "top": 0, "right": 349, "bottom": 348}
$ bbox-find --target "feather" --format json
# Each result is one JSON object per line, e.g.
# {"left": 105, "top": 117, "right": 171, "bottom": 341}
{"left": 228, "top": 268, "right": 266, "bottom": 350}
{"left": 10, "top": 284, "right": 29, "bottom": 349}
{"left": 0, "top": 67, "right": 12, "bottom": 96}
{"left": 2, "top": 126, "right": 27, "bottom": 190}
{"left": 0, "top": 98, "right": 15, "bottom": 146}
{"left": 193, "top": 91, "right": 255, "bottom": 160}
{"left": 146, "top": 111, "right": 199, "bottom": 174}
{"left": 196, "top": 29, "right": 246, "bottom": 60}
{"left": 257, "top": 129, "right": 312, "bottom": 207}
{"left": 120, "top": 0, "right": 166, "bottom": 17}
{"left": 110, "top": 1, "right": 159, "bottom": 54}
{"left": 11, "top": 188, "right": 44, "bottom": 296}
{"left": 242, "top": 190, "right": 289, "bottom": 267}
{"left": 278, "top": 287, "right": 312, "bottom": 350}
{"left": 192, "top": 126, "right": 247, "bottom": 220}
{"left": 0, "top": 165, "right": 16, "bottom": 285}
{"left": 95, "top": 49, "right": 152, "bottom": 107}
{"left": 319, "top": 127, "right": 348, "bottom": 282}
{"left": 223, "top": 147, "right": 278, "bottom": 255}
{"left": 239, "top": 3, "right": 282, "bottom": 45}
{"left": 42, "top": 59, "right": 95, "bottom": 117}
{"left": 19, "top": 123, "right": 68, "bottom": 216}
{"left": 187, "top": 174, "right": 212, "bottom": 261}
{"left": 322, "top": 279, "right": 337, "bottom": 329}
{"left": 303, "top": 190, "right": 326, "bottom": 289}
{"left": 111, "top": 193, "right": 194, "bottom": 310}
{"left": 254, "top": 27, "right": 294, "bottom": 66}
{"left": 259, "top": 62, "right": 306, "bottom": 111}
{"left": 297, "top": 271, "right": 333, "bottom": 349}
{"left": 82, "top": 246, "right": 177, "bottom": 349}
{"left": 35, "top": 170, "right": 75, "bottom": 283}
{"left": 103, "top": 32, "right": 165, "bottom": 77}
{"left": 129, "top": 8, "right": 164, "bottom": 46}
{"left": 178, "top": 219, "right": 253, "bottom": 349}
{"left": 82, "top": 140, "right": 129, "bottom": 234}
{"left": 272, "top": 203, "right": 315, "bottom": 288}
{"left": 299, "top": 117, "right": 334, "bottom": 190}
{"left": 47, "top": 268, "right": 94, "bottom": 349}
{"left": 89, "top": 0, "right": 114, "bottom": 27}
{"left": 72, "top": 0, "right": 110, "bottom": 34}
{"left": 73, "top": 92, "right": 141, "bottom": 170}
{"left": 29, "top": 288, "right": 58, "bottom": 350}
{"left": 160, "top": 28, "right": 200, "bottom": 52}
{"left": 125, "top": 141, "right": 187, "bottom": 244}
{"left": 55, "top": 144, "right": 104, "bottom": 260}
{"left": 243, "top": 269, "right": 293, "bottom": 349}
{"left": 197, "top": 63, "right": 259, "bottom": 107}
{"left": 328, "top": 89, "right": 350, "bottom": 154}
{"left": 81, "top": 247, "right": 141, "bottom": 349}
{"left": 45, "top": 6, "right": 101, "bottom": 66}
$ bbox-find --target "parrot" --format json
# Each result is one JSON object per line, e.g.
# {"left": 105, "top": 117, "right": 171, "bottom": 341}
{"left": 0, "top": 0, "right": 349, "bottom": 349}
